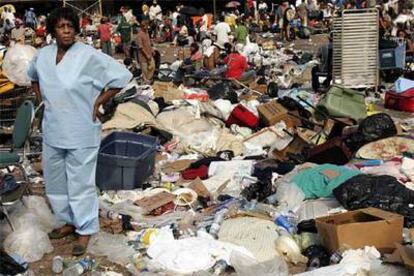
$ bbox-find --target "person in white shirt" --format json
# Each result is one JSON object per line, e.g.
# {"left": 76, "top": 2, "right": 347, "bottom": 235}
{"left": 149, "top": 0, "right": 162, "bottom": 22}
{"left": 213, "top": 16, "right": 231, "bottom": 48}
{"left": 258, "top": 0, "right": 268, "bottom": 13}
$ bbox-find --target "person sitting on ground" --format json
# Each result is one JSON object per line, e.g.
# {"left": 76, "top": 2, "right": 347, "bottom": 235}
{"left": 224, "top": 43, "right": 256, "bottom": 81}
{"left": 173, "top": 42, "right": 203, "bottom": 84}
{"left": 311, "top": 32, "right": 333, "bottom": 92}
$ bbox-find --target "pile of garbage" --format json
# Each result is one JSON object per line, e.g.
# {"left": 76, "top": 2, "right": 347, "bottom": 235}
{"left": 2, "top": 40, "right": 414, "bottom": 276}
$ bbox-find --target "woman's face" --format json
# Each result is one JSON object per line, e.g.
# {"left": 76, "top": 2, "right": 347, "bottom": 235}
{"left": 55, "top": 18, "right": 76, "bottom": 48}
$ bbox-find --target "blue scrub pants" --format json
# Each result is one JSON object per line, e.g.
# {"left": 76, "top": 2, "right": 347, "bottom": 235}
{"left": 42, "top": 143, "right": 100, "bottom": 235}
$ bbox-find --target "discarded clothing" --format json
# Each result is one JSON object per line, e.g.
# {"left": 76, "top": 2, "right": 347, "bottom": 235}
{"left": 0, "top": 174, "right": 19, "bottom": 195}
{"left": 292, "top": 164, "right": 361, "bottom": 199}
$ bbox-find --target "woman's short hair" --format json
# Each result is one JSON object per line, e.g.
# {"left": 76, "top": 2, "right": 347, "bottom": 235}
{"left": 47, "top": 7, "right": 80, "bottom": 36}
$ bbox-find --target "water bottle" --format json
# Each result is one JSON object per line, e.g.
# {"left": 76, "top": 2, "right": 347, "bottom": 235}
{"left": 52, "top": 256, "right": 64, "bottom": 274}
{"left": 63, "top": 258, "right": 96, "bottom": 276}
{"left": 209, "top": 208, "right": 228, "bottom": 238}
{"left": 271, "top": 211, "right": 297, "bottom": 234}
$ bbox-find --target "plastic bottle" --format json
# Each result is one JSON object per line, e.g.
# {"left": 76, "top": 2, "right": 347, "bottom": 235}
{"left": 62, "top": 258, "right": 96, "bottom": 276}
{"left": 52, "top": 256, "right": 64, "bottom": 274}
{"left": 270, "top": 211, "right": 297, "bottom": 234}
{"left": 209, "top": 208, "right": 228, "bottom": 238}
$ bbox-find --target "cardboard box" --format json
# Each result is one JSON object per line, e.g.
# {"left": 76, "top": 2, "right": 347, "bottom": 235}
{"left": 257, "top": 101, "right": 300, "bottom": 127}
{"left": 316, "top": 208, "right": 403, "bottom": 253}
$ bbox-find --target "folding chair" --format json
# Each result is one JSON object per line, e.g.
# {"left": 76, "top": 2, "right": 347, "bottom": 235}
{"left": 0, "top": 100, "right": 34, "bottom": 230}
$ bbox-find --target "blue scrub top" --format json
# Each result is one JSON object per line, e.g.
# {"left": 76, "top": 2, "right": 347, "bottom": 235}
{"left": 27, "top": 42, "right": 132, "bottom": 149}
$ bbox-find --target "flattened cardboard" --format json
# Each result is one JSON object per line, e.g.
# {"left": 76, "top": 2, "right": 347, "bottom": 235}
{"left": 316, "top": 207, "right": 403, "bottom": 253}
{"left": 394, "top": 243, "right": 414, "bottom": 270}
{"left": 135, "top": 191, "right": 176, "bottom": 214}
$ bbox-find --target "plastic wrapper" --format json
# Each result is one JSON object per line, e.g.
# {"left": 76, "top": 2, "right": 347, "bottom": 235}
{"left": 3, "top": 44, "right": 37, "bottom": 86}
{"left": 275, "top": 181, "right": 305, "bottom": 213}
{"left": 87, "top": 232, "right": 135, "bottom": 265}
{"left": 230, "top": 251, "right": 289, "bottom": 276}
{"left": 13, "top": 196, "right": 61, "bottom": 232}
{"left": 275, "top": 235, "right": 308, "bottom": 265}
{"left": 4, "top": 227, "right": 53, "bottom": 263}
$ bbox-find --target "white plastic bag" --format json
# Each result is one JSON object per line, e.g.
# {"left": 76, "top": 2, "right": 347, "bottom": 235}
{"left": 4, "top": 227, "right": 53, "bottom": 262}
{"left": 3, "top": 44, "right": 37, "bottom": 86}
{"left": 87, "top": 232, "right": 135, "bottom": 265}
{"left": 230, "top": 251, "right": 289, "bottom": 276}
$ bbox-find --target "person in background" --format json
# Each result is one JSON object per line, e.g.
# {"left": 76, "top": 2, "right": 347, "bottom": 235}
{"left": 98, "top": 16, "right": 112, "bottom": 56}
{"left": 149, "top": 0, "right": 162, "bottom": 38}
{"left": 24, "top": 8, "right": 37, "bottom": 30}
{"left": 311, "top": 32, "right": 333, "bottom": 92}
{"left": 27, "top": 7, "right": 132, "bottom": 256}
{"left": 80, "top": 13, "right": 89, "bottom": 35}
{"left": 149, "top": 0, "right": 162, "bottom": 22}
{"left": 116, "top": 16, "right": 132, "bottom": 57}
{"left": 235, "top": 17, "right": 249, "bottom": 45}
{"left": 246, "top": 0, "right": 256, "bottom": 17}
{"left": 224, "top": 43, "right": 256, "bottom": 81}
{"left": 11, "top": 19, "right": 25, "bottom": 44}
{"left": 397, "top": 29, "right": 414, "bottom": 62}
{"left": 141, "top": 3, "right": 150, "bottom": 22}
{"left": 214, "top": 15, "right": 231, "bottom": 48}
{"left": 173, "top": 42, "right": 203, "bottom": 84}
{"left": 36, "top": 20, "right": 47, "bottom": 38}
{"left": 137, "top": 21, "right": 155, "bottom": 82}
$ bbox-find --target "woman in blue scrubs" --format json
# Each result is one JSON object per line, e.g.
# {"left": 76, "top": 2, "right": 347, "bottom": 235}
{"left": 27, "top": 8, "right": 132, "bottom": 256}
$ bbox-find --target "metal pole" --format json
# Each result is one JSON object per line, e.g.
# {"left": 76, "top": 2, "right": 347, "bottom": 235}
{"left": 213, "top": 0, "right": 216, "bottom": 21}
{"left": 99, "top": 0, "right": 103, "bottom": 16}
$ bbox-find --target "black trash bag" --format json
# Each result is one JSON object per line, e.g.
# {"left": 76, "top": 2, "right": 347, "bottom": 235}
{"left": 267, "top": 82, "right": 279, "bottom": 98}
{"left": 207, "top": 82, "right": 238, "bottom": 103}
{"left": 297, "top": 219, "right": 317, "bottom": 234}
{"left": 344, "top": 113, "right": 397, "bottom": 151}
{"left": 303, "top": 245, "right": 331, "bottom": 270}
{"left": 0, "top": 250, "right": 27, "bottom": 275}
{"left": 333, "top": 174, "right": 414, "bottom": 227}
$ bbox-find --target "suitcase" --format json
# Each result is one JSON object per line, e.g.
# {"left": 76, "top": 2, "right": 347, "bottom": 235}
{"left": 385, "top": 88, "right": 414, "bottom": 113}
{"left": 225, "top": 104, "right": 259, "bottom": 129}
